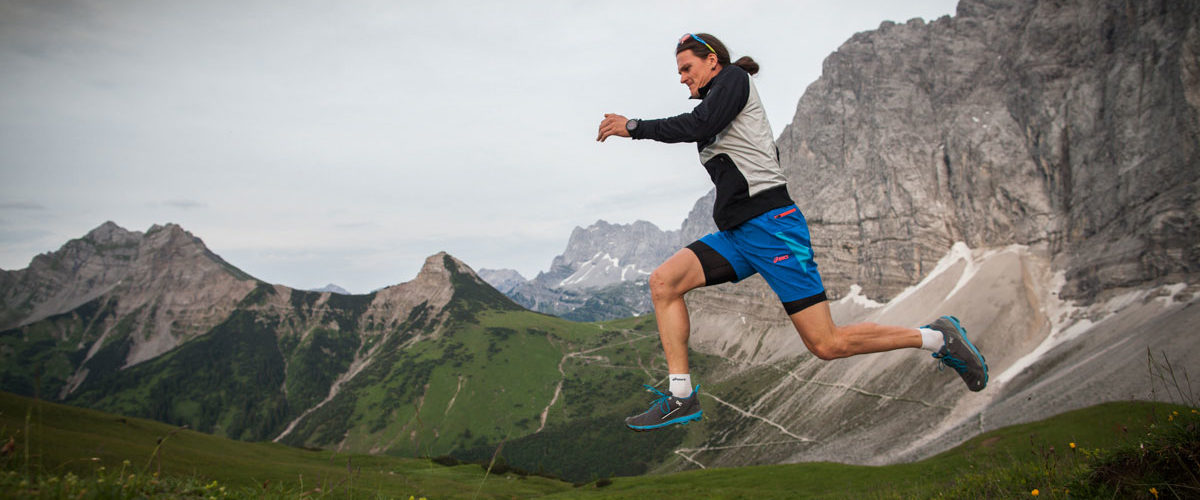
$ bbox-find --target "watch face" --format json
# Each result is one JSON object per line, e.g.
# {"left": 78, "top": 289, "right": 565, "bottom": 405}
{"left": 626, "top": 119, "right": 638, "bottom": 132}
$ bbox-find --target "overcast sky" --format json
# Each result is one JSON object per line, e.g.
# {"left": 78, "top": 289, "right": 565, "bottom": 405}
{"left": 1, "top": 0, "right": 958, "bottom": 293}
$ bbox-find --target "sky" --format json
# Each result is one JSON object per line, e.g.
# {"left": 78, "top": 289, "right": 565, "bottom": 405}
{"left": 0, "top": 0, "right": 959, "bottom": 293}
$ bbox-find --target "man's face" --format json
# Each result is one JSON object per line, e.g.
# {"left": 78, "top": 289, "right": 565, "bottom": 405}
{"left": 677, "top": 50, "right": 720, "bottom": 98}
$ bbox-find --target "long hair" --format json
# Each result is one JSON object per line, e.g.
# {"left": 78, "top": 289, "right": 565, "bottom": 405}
{"left": 676, "top": 33, "right": 759, "bottom": 75}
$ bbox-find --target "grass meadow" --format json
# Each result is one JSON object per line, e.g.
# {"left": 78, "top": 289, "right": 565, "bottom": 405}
{"left": 2, "top": 388, "right": 1196, "bottom": 499}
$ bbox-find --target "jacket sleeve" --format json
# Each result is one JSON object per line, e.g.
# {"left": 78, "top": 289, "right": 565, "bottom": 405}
{"left": 631, "top": 68, "right": 749, "bottom": 144}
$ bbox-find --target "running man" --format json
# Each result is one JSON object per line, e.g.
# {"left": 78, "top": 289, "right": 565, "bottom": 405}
{"left": 596, "top": 33, "right": 988, "bottom": 431}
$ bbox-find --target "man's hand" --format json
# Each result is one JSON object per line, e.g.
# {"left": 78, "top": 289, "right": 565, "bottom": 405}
{"left": 596, "top": 113, "right": 630, "bottom": 142}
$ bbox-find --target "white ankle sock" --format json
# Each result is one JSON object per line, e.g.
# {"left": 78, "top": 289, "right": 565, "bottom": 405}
{"left": 669, "top": 374, "right": 692, "bottom": 398}
{"left": 919, "top": 328, "right": 943, "bottom": 352}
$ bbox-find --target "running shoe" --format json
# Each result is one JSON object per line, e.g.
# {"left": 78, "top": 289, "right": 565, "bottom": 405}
{"left": 927, "top": 315, "right": 989, "bottom": 392}
{"left": 625, "top": 384, "right": 703, "bottom": 431}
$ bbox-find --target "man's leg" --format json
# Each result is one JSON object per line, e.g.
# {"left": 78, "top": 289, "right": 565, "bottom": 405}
{"left": 648, "top": 247, "right": 708, "bottom": 376}
{"left": 788, "top": 301, "right": 922, "bottom": 360}
{"left": 625, "top": 247, "right": 709, "bottom": 431}
{"left": 788, "top": 302, "right": 989, "bottom": 391}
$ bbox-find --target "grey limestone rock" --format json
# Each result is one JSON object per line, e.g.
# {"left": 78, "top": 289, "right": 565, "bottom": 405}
{"left": 774, "top": 0, "right": 1200, "bottom": 303}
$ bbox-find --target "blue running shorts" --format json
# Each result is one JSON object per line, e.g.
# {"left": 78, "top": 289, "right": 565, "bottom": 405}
{"left": 686, "top": 204, "right": 827, "bottom": 314}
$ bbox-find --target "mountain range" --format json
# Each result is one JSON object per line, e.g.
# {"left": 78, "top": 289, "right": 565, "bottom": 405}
{"left": 2, "top": 0, "right": 1198, "bottom": 484}
{"left": 0, "top": 222, "right": 693, "bottom": 481}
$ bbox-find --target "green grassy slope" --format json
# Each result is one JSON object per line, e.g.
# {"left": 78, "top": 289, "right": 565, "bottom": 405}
{"left": 555, "top": 401, "right": 1197, "bottom": 499}
{"left": 0, "top": 390, "right": 571, "bottom": 498}
{"left": 2, "top": 390, "right": 1194, "bottom": 499}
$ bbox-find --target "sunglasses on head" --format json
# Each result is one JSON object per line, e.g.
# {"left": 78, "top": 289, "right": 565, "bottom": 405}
{"left": 678, "top": 33, "right": 715, "bottom": 54}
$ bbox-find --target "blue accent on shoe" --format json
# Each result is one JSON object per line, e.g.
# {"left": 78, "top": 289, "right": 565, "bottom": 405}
{"left": 625, "top": 384, "right": 703, "bottom": 431}
{"left": 625, "top": 410, "right": 704, "bottom": 430}
{"left": 641, "top": 384, "right": 672, "bottom": 413}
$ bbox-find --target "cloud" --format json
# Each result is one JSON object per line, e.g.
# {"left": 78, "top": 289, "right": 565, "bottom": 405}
{"left": 0, "top": 202, "right": 46, "bottom": 210}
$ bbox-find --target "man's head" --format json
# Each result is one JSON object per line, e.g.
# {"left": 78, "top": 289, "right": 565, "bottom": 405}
{"left": 676, "top": 33, "right": 724, "bottom": 98}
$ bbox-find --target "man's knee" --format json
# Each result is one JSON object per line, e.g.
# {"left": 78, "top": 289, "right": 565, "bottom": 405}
{"left": 801, "top": 327, "right": 848, "bottom": 361}
{"left": 809, "top": 339, "right": 846, "bottom": 361}
{"left": 649, "top": 267, "right": 683, "bottom": 303}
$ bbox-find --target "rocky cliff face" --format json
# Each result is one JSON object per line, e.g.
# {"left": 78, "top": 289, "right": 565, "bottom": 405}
{"left": 771, "top": 0, "right": 1199, "bottom": 303}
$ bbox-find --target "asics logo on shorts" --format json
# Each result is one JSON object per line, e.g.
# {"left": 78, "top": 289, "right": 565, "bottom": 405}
{"left": 773, "top": 254, "right": 790, "bottom": 264}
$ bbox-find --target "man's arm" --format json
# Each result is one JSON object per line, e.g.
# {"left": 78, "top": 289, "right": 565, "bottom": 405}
{"left": 596, "top": 67, "right": 750, "bottom": 144}
{"left": 635, "top": 69, "right": 749, "bottom": 144}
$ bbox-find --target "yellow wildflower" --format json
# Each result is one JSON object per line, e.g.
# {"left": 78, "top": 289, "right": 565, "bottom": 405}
{"left": 1032, "top": 489, "right": 1040, "bottom": 496}
{"left": 1151, "top": 487, "right": 1160, "bottom": 498}
{"left": 1069, "top": 442, "right": 1076, "bottom": 449}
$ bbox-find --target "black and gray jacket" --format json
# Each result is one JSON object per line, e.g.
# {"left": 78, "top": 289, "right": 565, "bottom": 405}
{"left": 630, "top": 64, "right": 792, "bottom": 231}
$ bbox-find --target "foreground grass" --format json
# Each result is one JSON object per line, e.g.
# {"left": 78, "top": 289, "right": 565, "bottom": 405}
{"left": 0, "top": 391, "right": 571, "bottom": 498}
{"left": 2, "top": 389, "right": 1196, "bottom": 499}
{"left": 554, "top": 401, "right": 1199, "bottom": 499}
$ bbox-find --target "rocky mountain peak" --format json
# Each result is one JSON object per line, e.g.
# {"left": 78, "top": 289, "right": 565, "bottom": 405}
{"left": 488, "top": 218, "right": 682, "bottom": 320}
{"left": 309, "top": 283, "right": 350, "bottom": 295}
{"left": 406, "top": 251, "right": 477, "bottom": 289}
{"left": 544, "top": 219, "right": 680, "bottom": 290}
{"left": 369, "top": 251, "right": 518, "bottom": 325}
{"left": 0, "top": 221, "right": 257, "bottom": 332}
{"left": 83, "top": 220, "right": 141, "bottom": 246}
{"left": 477, "top": 268, "right": 526, "bottom": 294}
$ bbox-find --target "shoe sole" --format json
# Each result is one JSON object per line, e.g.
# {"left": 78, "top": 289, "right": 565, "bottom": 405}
{"left": 626, "top": 410, "right": 703, "bottom": 432}
{"left": 943, "top": 315, "right": 989, "bottom": 391}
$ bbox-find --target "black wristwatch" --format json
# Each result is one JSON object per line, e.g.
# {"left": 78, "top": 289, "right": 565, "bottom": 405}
{"left": 625, "top": 118, "right": 640, "bottom": 134}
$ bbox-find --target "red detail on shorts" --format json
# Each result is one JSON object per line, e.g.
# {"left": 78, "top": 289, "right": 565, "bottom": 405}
{"left": 773, "top": 254, "right": 790, "bottom": 264}
{"left": 774, "top": 208, "right": 797, "bottom": 219}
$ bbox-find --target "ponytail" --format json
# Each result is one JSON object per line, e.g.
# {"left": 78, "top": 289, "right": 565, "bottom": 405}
{"left": 733, "top": 56, "right": 759, "bottom": 75}
{"left": 676, "top": 33, "right": 761, "bottom": 75}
